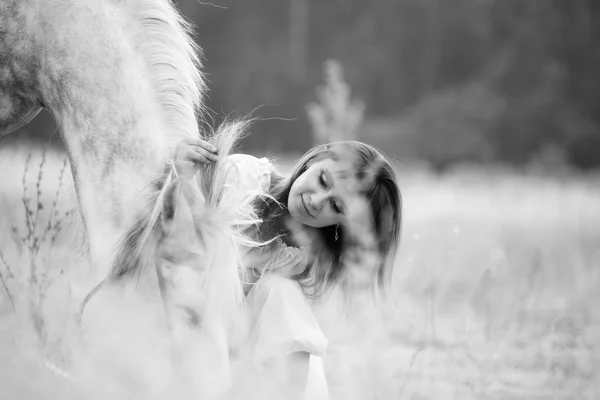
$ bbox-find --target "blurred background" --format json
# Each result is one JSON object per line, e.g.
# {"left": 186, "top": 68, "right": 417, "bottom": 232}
{"left": 3, "top": 0, "right": 600, "bottom": 172}
{"left": 1, "top": 1, "right": 600, "bottom": 398}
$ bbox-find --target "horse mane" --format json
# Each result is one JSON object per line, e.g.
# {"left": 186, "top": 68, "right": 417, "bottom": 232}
{"left": 61, "top": 0, "right": 206, "bottom": 266}
{"left": 109, "top": 119, "right": 255, "bottom": 282}
{"left": 132, "top": 0, "right": 205, "bottom": 144}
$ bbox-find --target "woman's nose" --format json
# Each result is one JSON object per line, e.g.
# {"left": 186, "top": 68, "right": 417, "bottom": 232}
{"left": 310, "top": 192, "right": 328, "bottom": 210}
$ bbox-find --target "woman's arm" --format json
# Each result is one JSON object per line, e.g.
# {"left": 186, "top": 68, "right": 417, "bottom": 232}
{"left": 263, "top": 351, "right": 310, "bottom": 400}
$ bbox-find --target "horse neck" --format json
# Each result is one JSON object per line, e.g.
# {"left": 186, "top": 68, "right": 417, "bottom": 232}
{"left": 28, "top": 0, "right": 204, "bottom": 284}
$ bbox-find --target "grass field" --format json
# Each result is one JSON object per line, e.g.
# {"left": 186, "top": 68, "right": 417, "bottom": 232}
{"left": 0, "top": 143, "right": 599, "bottom": 399}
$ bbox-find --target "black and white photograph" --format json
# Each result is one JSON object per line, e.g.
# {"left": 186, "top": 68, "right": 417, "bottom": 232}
{"left": 0, "top": 1, "right": 598, "bottom": 399}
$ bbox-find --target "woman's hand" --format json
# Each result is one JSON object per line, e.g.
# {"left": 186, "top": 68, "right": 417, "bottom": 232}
{"left": 173, "top": 137, "right": 219, "bottom": 178}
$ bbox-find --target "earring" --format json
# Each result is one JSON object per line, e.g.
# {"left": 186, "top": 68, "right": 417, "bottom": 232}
{"left": 335, "top": 224, "right": 339, "bottom": 241}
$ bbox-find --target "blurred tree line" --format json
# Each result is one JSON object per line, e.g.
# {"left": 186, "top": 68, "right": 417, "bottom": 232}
{"left": 12, "top": 0, "right": 600, "bottom": 170}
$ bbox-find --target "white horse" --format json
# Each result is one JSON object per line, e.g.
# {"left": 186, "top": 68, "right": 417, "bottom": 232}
{"left": 1, "top": 0, "right": 246, "bottom": 393}
{"left": 0, "top": 0, "right": 204, "bottom": 292}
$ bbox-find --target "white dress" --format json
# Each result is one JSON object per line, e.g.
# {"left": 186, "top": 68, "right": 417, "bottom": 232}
{"left": 225, "top": 154, "right": 330, "bottom": 400}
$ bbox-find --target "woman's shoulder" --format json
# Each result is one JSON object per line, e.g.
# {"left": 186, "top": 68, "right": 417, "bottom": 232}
{"left": 226, "top": 153, "right": 271, "bottom": 173}
{"left": 227, "top": 153, "right": 264, "bottom": 165}
{"left": 225, "top": 153, "right": 272, "bottom": 193}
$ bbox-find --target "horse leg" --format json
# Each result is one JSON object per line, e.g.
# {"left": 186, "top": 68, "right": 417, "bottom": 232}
{"left": 4, "top": 0, "right": 202, "bottom": 288}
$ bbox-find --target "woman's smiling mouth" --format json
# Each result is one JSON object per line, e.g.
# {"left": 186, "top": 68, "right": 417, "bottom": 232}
{"left": 301, "top": 195, "right": 314, "bottom": 218}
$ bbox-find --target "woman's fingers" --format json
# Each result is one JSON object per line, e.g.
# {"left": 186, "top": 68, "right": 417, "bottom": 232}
{"left": 194, "top": 146, "right": 218, "bottom": 162}
{"left": 185, "top": 148, "right": 216, "bottom": 165}
{"left": 174, "top": 137, "right": 219, "bottom": 167}
{"left": 185, "top": 137, "right": 218, "bottom": 155}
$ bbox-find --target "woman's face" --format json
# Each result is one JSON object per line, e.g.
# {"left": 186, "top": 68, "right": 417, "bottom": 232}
{"left": 288, "top": 157, "right": 362, "bottom": 228}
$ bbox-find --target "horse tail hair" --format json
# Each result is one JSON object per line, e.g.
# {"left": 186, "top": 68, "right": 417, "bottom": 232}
{"left": 192, "top": 118, "right": 257, "bottom": 345}
{"left": 109, "top": 172, "right": 171, "bottom": 283}
{"left": 197, "top": 117, "right": 252, "bottom": 206}
{"left": 108, "top": 117, "right": 253, "bottom": 284}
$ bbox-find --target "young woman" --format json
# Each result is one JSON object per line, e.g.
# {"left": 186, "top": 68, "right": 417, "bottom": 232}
{"left": 173, "top": 135, "right": 402, "bottom": 399}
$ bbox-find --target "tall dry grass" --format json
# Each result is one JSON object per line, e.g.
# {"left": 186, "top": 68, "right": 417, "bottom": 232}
{"left": 0, "top": 142, "right": 599, "bottom": 399}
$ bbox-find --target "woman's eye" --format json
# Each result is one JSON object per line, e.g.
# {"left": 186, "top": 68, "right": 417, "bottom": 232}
{"left": 319, "top": 172, "right": 328, "bottom": 189}
{"left": 331, "top": 199, "right": 341, "bottom": 214}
